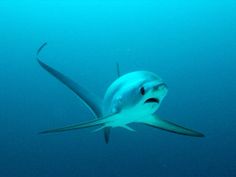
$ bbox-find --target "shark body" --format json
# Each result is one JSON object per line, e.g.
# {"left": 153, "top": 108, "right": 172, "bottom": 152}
{"left": 37, "top": 43, "right": 204, "bottom": 143}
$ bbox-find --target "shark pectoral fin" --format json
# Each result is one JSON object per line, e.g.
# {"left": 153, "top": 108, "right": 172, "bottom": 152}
{"left": 39, "top": 113, "right": 117, "bottom": 134}
{"left": 142, "top": 115, "right": 204, "bottom": 137}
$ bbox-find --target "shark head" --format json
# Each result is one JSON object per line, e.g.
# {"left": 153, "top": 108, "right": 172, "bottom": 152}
{"left": 103, "top": 71, "right": 168, "bottom": 116}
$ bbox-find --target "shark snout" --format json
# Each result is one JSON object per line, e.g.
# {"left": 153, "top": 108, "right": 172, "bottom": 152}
{"left": 144, "top": 82, "right": 168, "bottom": 105}
{"left": 153, "top": 83, "right": 168, "bottom": 90}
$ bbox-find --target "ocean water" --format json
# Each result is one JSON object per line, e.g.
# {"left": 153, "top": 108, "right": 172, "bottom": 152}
{"left": 0, "top": 1, "right": 236, "bottom": 177}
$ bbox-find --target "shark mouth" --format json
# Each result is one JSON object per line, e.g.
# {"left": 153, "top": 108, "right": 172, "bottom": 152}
{"left": 145, "top": 98, "right": 160, "bottom": 104}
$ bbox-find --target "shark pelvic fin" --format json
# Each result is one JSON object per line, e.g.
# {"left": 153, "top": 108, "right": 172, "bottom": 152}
{"left": 92, "top": 126, "right": 111, "bottom": 144}
{"left": 142, "top": 115, "right": 204, "bottom": 137}
{"left": 39, "top": 113, "right": 117, "bottom": 134}
{"left": 92, "top": 125, "right": 108, "bottom": 132}
{"left": 121, "top": 125, "right": 136, "bottom": 132}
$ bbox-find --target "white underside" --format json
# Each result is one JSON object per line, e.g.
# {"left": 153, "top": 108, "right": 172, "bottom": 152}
{"left": 103, "top": 103, "right": 158, "bottom": 128}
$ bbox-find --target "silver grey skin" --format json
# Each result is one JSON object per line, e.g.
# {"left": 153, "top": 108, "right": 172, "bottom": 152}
{"left": 37, "top": 43, "right": 204, "bottom": 143}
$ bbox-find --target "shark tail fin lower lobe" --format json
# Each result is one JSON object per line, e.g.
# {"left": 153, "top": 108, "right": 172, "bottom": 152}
{"left": 104, "top": 127, "right": 111, "bottom": 144}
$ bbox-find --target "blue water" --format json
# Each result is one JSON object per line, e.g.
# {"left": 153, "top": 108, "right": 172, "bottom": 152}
{"left": 0, "top": 1, "right": 236, "bottom": 177}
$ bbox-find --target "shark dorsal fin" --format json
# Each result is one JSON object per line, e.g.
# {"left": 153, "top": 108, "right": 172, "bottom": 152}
{"left": 116, "top": 62, "right": 120, "bottom": 78}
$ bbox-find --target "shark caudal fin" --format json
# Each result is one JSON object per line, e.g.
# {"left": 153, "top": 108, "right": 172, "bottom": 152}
{"left": 36, "top": 42, "right": 102, "bottom": 118}
{"left": 36, "top": 43, "right": 114, "bottom": 143}
{"left": 142, "top": 115, "right": 204, "bottom": 137}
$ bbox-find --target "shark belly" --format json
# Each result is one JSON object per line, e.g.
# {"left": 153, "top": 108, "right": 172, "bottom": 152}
{"left": 102, "top": 106, "right": 150, "bottom": 128}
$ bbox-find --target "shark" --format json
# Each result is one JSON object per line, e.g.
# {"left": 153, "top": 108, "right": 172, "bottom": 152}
{"left": 37, "top": 43, "right": 204, "bottom": 143}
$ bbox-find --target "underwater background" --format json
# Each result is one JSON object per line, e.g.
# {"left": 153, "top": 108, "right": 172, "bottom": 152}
{"left": 0, "top": 0, "right": 236, "bottom": 177}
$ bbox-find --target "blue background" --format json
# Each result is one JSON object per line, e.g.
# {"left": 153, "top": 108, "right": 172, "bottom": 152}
{"left": 0, "top": 1, "right": 236, "bottom": 177}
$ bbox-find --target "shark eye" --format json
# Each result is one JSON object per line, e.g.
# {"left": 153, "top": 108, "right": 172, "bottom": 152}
{"left": 140, "top": 87, "right": 145, "bottom": 95}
